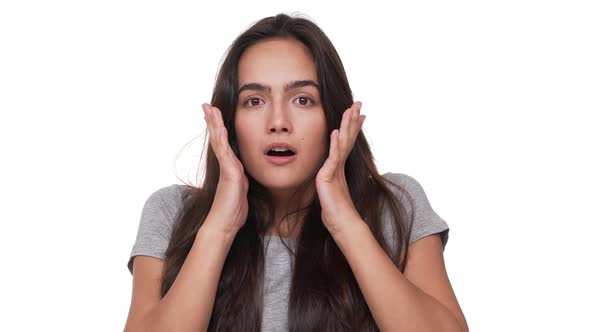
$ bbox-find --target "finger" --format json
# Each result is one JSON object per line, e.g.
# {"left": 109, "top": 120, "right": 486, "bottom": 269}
{"left": 203, "top": 103, "right": 218, "bottom": 147}
{"left": 338, "top": 102, "right": 357, "bottom": 152}
{"left": 349, "top": 113, "right": 366, "bottom": 154}
{"left": 341, "top": 101, "right": 362, "bottom": 145}
{"left": 352, "top": 101, "right": 362, "bottom": 128}
{"left": 203, "top": 104, "right": 236, "bottom": 166}
{"left": 353, "top": 102, "right": 365, "bottom": 134}
{"left": 213, "top": 107, "right": 244, "bottom": 171}
{"left": 350, "top": 102, "right": 365, "bottom": 134}
{"left": 210, "top": 106, "right": 238, "bottom": 163}
{"left": 203, "top": 104, "right": 220, "bottom": 152}
{"left": 348, "top": 101, "right": 361, "bottom": 141}
{"left": 331, "top": 129, "right": 340, "bottom": 160}
{"left": 323, "top": 129, "right": 341, "bottom": 178}
{"left": 352, "top": 101, "right": 360, "bottom": 121}
{"left": 356, "top": 102, "right": 364, "bottom": 124}
{"left": 339, "top": 106, "right": 352, "bottom": 145}
{"left": 339, "top": 102, "right": 365, "bottom": 158}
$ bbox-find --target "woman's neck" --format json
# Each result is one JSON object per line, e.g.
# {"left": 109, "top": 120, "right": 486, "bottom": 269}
{"left": 266, "top": 177, "right": 317, "bottom": 238}
{"left": 267, "top": 219, "right": 303, "bottom": 238}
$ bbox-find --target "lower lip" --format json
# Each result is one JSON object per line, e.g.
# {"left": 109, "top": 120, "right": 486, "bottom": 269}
{"left": 265, "top": 154, "right": 297, "bottom": 165}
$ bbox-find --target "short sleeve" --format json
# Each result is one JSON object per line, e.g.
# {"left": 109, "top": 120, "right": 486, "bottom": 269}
{"left": 127, "top": 184, "right": 183, "bottom": 275}
{"left": 380, "top": 173, "right": 450, "bottom": 252}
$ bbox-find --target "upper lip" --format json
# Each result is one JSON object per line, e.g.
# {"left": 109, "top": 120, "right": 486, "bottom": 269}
{"left": 264, "top": 142, "right": 298, "bottom": 155}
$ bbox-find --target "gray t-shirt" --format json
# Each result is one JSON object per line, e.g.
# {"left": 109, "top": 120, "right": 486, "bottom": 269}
{"left": 127, "top": 172, "right": 450, "bottom": 331}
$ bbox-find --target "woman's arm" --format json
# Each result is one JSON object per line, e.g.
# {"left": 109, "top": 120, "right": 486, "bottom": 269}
{"left": 333, "top": 220, "right": 469, "bottom": 332}
{"left": 126, "top": 219, "right": 236, "bottom": 332}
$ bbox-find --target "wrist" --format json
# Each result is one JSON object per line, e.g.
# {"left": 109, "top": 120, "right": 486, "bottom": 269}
{"left": 330, "top": 217, "right": 368, "bottom": 245}
{"left": 198, "top": 221, "right": 238, "bottom": 246}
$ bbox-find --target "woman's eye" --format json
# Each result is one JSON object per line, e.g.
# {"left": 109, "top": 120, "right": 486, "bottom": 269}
{"left": 245, "top": 98, "right": 263, "bottom": 107}
{"left": 295, "top": 96, "right": 314, "bottom": 106}
{"left": 243, "top": 96, "right": 314, "bottom": 107}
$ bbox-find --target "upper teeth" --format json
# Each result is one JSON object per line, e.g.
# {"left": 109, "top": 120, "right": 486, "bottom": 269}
{"left": 271, "top": 147, "right": 289, "bottom": 152}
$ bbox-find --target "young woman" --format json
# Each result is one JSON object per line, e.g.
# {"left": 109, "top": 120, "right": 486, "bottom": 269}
{"left": 124, "top": 13, "right": 468, "bottom": 332}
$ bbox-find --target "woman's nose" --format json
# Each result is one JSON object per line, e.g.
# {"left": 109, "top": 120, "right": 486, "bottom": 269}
{"left": 270, "top": 126, "right": 288, "bottom": 133}
{"left": 268, "top": 104, "right": 291, "bottom": 133}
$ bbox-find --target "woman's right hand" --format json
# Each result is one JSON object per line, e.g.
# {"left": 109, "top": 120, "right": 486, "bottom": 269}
{"left": 202, "top": 103, "right": 249, "bottom": 236}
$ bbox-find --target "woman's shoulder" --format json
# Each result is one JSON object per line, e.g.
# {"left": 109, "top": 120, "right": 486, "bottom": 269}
{"left": 378, "top": 171, "right": 450, "bottom": 249}
{"left": 380, "top": 172, "right": 438, "bottom": 203}
{"left": 127, "top": 183, "right": 193, "bottom": 274}
{"left": 140, "top": 183, "right": 197, "bottom": 223}
{"left": 381, "top": 172, "right": 422, "bottom": 190}
{"left": 146, "top": 183, "right": 194, "bottom": 203}
{"left": 148, "top": 183, "right": 183, "bottom": 197}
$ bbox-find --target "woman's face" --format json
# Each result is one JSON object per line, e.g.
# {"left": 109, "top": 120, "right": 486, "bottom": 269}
{"left": 235, "top": 38, "right": 327, "bottom": 193}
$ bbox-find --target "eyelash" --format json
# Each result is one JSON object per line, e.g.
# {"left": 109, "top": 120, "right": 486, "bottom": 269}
{"left": 243, "top": 96, "right": 315, "bottom": 108}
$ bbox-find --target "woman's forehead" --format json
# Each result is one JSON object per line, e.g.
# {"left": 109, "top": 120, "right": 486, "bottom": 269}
{"left": 238, "top": 39, "right": 317, "bottom": 84}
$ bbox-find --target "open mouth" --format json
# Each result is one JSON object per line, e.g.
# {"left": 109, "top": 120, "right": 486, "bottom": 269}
{"left": 265, "top": 148, "right": 297, "bottom": 165}
{"left": 266, "top": 149, "right": 296, "bottom": 157}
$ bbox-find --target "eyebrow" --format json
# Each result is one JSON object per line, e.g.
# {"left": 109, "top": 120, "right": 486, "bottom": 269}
{"left": 237, "top": 80, "right": 320, "bottom": 95}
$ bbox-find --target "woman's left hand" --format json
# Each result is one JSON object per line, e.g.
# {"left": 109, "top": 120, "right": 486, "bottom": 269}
{"left": 316, "top": 101, "right": 366, "bottom": 237}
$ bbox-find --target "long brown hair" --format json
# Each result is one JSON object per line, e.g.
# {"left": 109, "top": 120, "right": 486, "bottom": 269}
{"left": 162, "top": 13, "right": 415, "bottom": 331}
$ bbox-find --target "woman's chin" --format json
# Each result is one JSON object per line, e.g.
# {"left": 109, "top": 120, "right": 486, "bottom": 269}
{"left": 245, "top": 160, "right": 319, "bottom": 191}
{"left": 250, "top": 171, "right": 309, "bottom": 191}
{"left": 258, "top": 177, "right": 300, "bottom": 190}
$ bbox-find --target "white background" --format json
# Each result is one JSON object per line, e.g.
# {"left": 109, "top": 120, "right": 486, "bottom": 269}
{"left": 1, "top": 1, "right": 588, "bottom": 331}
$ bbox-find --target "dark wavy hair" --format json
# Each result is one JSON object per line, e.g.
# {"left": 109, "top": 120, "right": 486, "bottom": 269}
{"left": 162, "top": 13, "right": 414, "bottom": 331}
